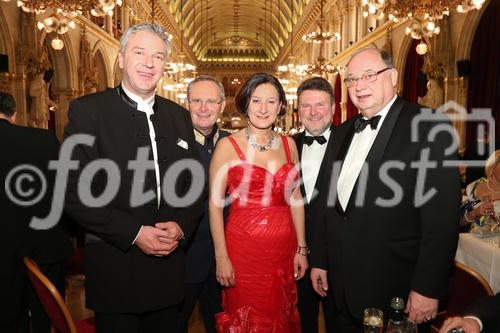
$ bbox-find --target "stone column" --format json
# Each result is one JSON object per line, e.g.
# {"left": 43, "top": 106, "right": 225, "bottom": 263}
{"left": 52, "top": 88, "right": 77, "bottom": 140}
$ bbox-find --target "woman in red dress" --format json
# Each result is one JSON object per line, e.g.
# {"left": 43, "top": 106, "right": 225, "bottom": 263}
{"left": 209, "top": 73, "right": 308, "bottom": 332}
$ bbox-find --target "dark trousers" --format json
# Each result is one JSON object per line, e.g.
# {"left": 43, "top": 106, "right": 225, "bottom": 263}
{"left": 297, "top": 269, "right": 338, "bottom": 333}
{"left": 177, "top": 272, "right": 221, "bottom": 333}
{"left": 95, "top": 306, "right": 178, "bottom": 333}
{"left": 335, "top": 293, "right": 431, "bottom": 333}
{"left": 29, "top": 261, "right": 67, "bottom": 333}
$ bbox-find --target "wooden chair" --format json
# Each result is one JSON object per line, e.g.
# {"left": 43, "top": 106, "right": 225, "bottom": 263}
{"left": 431, "top": 260, "right": 494, "bottom": 331}
{"left": 23, "top": 257, "right": 95, "bottom": 333}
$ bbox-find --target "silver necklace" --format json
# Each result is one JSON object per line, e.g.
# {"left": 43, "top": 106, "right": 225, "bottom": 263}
{"left": 245, "top": 127, "right": 274, "bottom": 152}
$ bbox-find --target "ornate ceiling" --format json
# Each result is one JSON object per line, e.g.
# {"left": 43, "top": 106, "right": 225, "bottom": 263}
{"left": 165, "top": 0, "right": 318, "bottom": 63}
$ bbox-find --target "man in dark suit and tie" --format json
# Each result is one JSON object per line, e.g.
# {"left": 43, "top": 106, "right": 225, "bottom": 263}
{"left": 440, "top": 293, "right": 500, "bottom": 333}
{"left": 177, "top": 75, "right": 230, "bottom": 333}
{"left": 310, "top": 47, "right": 460, "bottom": 332}
{"left": 63, "top": 23, "right": 203, "bottom": 332}
{"left": 294, "top": 77, "right": 338, "bottom": 333}
{"left": 0, "top": 92, "right": 72, "bottom": 333}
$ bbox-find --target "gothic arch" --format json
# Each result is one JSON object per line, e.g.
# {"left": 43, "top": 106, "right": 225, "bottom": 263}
{"left": 113, "top": 56, "right": 122, "bottom": 87}
{"left": 455, "top": 2, "right": 490, "bottom": 64}
{"left": 92, "top": 41, "right": 111, "bottom": 90}
{"left": 0, "top": 5, "right": 16, "bottom": 74}
{"left": 40, "top": 31, "right": 78, "bottom": 92}
{"left": 394, "top": 33, "right": 415, "bottom": 94}
{"left": 40, "top": 32, "right": 77, "bottom": 138}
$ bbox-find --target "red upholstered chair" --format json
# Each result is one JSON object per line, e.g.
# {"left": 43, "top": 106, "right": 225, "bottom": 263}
{"left": 431, "top": 261, "right": 494, "bottom": 332}
{"left": 23, "top": 257, "right": 95, "bottom": 333}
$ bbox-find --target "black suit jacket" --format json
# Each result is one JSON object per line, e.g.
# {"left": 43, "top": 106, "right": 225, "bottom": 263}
{"left": 310, "top": 97, "right": 460, "bottom": 320}
{"left": 294, "top": 125, "right": 336, "bottom": 247}
{"left": 184, "top": 129, "right": 230, "bottom": 284}
{"left": 466, "top": 293, "right": 500, "bottom": 333}
{"left": 0, "top": 119, "right": 72, "bottom": 330}
{"left": 63, "top": 86, "right": 204, "bottom": 313}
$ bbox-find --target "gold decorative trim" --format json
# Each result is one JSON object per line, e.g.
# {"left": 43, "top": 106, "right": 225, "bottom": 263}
{"left": 329, "top": 21, "right": 399, "bottom": 66}
{"left": 74, "top": 15, "right": 119, "bottom": 49}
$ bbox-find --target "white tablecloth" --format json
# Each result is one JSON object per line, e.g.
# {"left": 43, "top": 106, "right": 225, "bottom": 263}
{"left": 455, "top": 233, "right": 500, "bottom": 293}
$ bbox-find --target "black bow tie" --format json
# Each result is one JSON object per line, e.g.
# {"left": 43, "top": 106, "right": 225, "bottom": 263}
{"left": 304, "top": 135, "right": 327, "bottom": 146}
{"left": 354, "top": 115, "right": 381, "bottom": 133}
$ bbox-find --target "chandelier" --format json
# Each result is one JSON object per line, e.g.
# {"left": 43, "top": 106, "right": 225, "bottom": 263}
{"left": 163, "top": 0, "right": 195, "bottom": 101}
{"left": 362, "top": 0, "right": 486, "bottom": 54}
{"left": 16, "top": 0, "right": 122, "bottom": 50}
{"left": 301, "top": 0, "right": 340, "bottom": 77}
{"left": 302, "top": 0, "right": 341, "bottom": 44}
{"left": 303, "top": 57, "right": 341, "bottom": 78}
{"left": 277, "top": 0, "right": 305, "bottom": 103}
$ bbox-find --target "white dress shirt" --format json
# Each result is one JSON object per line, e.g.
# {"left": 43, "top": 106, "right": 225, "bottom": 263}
{"left": 301, "top": 127, "right": 332, "bottom": 203}
{"left": 337, "top": 95, "right": 397, "bottom": 210}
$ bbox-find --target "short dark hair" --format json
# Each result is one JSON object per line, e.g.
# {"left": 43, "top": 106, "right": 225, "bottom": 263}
{"left": 297, "top": 77, "right": 335, "bottom": 105}
{"left": 347, "top": 47, "right": 394, "bottom": 69}
{"left": 0, "top": 92, "right": 16, "bottom": 117}
{"left": 187, "top": 75, "right": 225, "bottom": 102}
{"left": 235, "top": 73, "right": 287, "bottom": 116}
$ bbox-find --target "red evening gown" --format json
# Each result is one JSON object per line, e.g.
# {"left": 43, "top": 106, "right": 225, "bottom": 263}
{"left": 215, "top": 136, "right": 301, "bottom": 333}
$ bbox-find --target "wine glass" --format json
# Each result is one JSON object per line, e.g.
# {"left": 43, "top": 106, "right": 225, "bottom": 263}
{"left": 363, "top": 308, "right": 383, "bottom": 333}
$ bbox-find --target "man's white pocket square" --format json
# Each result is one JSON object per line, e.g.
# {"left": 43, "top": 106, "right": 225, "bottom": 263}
{"left": 176, "top": 138, "right": 189, "bottom": 150}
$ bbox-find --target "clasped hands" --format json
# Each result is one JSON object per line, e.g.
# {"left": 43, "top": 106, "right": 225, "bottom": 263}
{"left": 134, "top": 222, "right": 183, "bottom": 257}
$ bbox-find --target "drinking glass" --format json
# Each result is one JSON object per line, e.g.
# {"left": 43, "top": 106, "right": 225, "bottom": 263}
{"left": 363, "top": 308, "right": 383, "bottom": 333}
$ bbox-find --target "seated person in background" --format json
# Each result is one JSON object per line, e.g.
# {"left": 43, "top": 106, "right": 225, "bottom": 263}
{"left": 439, "top": 293, "right": 500, "bottom": 333}
{"left": 460, "top": 150, "right": 500, "bottom": 232}
{"left": 462, "top": 131, "right": 492, "bottom": 185}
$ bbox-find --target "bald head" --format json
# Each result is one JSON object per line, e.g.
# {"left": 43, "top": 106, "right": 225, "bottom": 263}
{"left": 345, "top": 48, "right": 398, "bottom": 118}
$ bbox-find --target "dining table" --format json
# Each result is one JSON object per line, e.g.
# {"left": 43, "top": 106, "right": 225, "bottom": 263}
{"left": 455, "top": 232, "right": 500, "bottom": 293}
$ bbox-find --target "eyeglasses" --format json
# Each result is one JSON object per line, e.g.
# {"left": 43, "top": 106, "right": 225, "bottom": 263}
{"left": 188, "top": 98, "right": 223, "bottom": 108}
{"left": 344, "top": 67, "right": 392, "bottom": 88}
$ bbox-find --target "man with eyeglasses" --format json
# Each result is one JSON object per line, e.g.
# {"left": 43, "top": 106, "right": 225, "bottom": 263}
{"left": 177, "top": 75, "right": 230, "bottom": 333}
{"left": 310, "top": 47, "right": 460, "bottom": 332}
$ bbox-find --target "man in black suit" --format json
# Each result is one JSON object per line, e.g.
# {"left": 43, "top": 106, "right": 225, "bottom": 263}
{"left": 0, "top": 92, "right": 72, "bottom": 333}
{"left": 310, "top": 47, "right": 460, "bottom": 332}
{"left": 63, "top": 23, "right": 203, "bottom": 332}
{"left": 440, "top": 293, "right": 500, "bottom": 333}
{"left": 177, "top": 75, "right": 230, "bottom": 333}
{"left": 294, "top": 77, "right": 337, "bottom": 333}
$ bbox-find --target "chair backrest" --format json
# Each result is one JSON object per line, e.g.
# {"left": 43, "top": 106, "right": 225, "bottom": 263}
{"left": 24, "top": 257, "right": 77, "bottom": 333}
{"left": 446, "top": 261, "right": 494, "bottom": 315}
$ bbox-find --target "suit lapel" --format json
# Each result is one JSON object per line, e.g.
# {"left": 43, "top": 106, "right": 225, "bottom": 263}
{"left": 329, "top": 121, "right": 357, "bottom": 215}
{"left": 345, "top": 96, "right": 405, "bottom": 212}
{"left": 295, "top": 132, "right": 308, "bottom": 201}
{"left": 310, "top": 125, "right": 336, "bottom": 206}
{"left": 363, "top": 96, "right": 405, "bottom": 173}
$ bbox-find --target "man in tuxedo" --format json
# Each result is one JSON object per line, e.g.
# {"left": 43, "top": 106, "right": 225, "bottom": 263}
{"left": 63, "top": 23, "right": 203, "bottom": 332}
{"left": 440, "top": 293, "right": 500, "bottom": 333}
{"left": 294, "top": 77, "right": 337, "bottom": 333}
{"left": 0, "top": 92, "right": 72, "bottom": 333}
{"left": 310, "top": 47, "right": 460, "bottom": 332}
{"left": 177, "top": 75, "right": 230, "bottom": 333}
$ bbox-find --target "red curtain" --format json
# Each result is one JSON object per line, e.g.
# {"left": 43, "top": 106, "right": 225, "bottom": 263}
{"left": 346, "top": 93, "right": 358, "bottom": 121}
{"left": 402, "top": 39, "right": 427, "bottom": 103}
{"left": 467, "top": 0, "right": 500, "bottom": 149}
{"left": 333, "top": 75, "right": 342, "bottom": 125}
